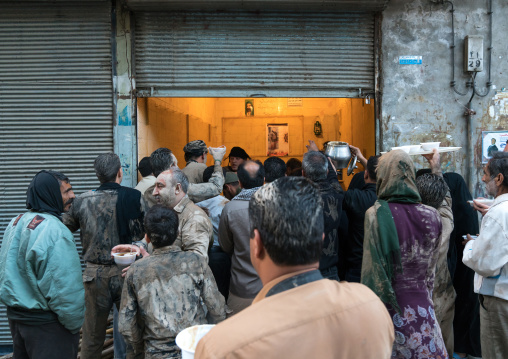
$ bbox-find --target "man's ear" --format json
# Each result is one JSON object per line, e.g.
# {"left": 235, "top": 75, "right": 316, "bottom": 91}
{"left": 252, "top": 229, "right": 265, "bottom": 261}
{"left": 495, "top": 173, "right": 504, "bottom": 187}
{"left": 175, "top": 183, "right": 182, "bottom": 195}
{"left": 364, "top": 171, "right": 368, "bottom": 181}
{"left": 144, "top": 233, "right": 151, "bottom": 244}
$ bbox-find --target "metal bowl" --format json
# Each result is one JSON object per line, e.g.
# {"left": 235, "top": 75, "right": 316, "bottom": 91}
{"left": 325, "top": 141, "right": 352, "bottom": 168}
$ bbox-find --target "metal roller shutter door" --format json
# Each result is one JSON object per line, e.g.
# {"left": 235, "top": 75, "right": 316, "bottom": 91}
{"left": 135, "top": 11, "right": 375, "bottom": 97}
{"left": 0, "top": 1, "right": 113, "bottom": 345}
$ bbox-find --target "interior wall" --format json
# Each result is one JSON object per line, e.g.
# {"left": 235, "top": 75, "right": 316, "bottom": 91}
{"left": 137, "top": 97, "right": 217, "bottom": 172}
{"left": 137, "top": 97, "right": 375, "bottom": 188}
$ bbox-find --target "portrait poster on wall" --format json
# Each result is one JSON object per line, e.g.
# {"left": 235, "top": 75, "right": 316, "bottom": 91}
{"left": 267, "top": 124, "right": 289, "bottom": 156}
{"left": 482, "top": 130, "right": 508, "bottom": 163}
{"left": 245, "top": 99, "right": 254, "bottom": 116}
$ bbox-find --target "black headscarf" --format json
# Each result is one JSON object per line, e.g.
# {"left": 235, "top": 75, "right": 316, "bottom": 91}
{"left": 98, "top": 182, "right": 142, "bottom": 245}
{"left": 26, "top": 170, "right": 64, "bottom": 220}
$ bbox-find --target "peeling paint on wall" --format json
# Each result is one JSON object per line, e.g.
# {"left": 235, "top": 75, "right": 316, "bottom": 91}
{"left": 381, "top": 0, "right": 508, "bottom": 196}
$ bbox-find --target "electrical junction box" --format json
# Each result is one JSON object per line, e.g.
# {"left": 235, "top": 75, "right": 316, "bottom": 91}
{"left": 464, "top": 35, "right": 484, "bottom": 72}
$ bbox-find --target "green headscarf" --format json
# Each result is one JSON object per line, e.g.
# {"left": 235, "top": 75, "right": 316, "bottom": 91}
{"left": 361, "top": 150, "right": 421, "bottom": 313}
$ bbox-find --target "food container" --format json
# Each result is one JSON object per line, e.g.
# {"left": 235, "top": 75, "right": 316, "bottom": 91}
{"left": 420, "top": 142, "right": 441, "bottom": 151}
{"left": 176, "top": 324, "right": 215, "bottom": 359}
{"left": 391, "top": 146, "right": 411, "bottom": 153}
{"left": 467, "top": 198, "right": 495, "bottom": 207}
{"left": 113, "top": 252, "right": 136, "bottom": 266}
{"left": 409, "top": 145, "right": 422, "bottom": 153}
{"left": 324, "top": 141, "right": 358, "bottom": 175}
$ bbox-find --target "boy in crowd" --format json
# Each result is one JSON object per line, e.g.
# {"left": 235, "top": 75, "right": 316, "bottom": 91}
{"left": 119, "top": 205, "right": 226, "bottom": 359}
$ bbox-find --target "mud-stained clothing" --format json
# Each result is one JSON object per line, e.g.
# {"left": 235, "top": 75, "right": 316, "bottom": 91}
{"left": 433, "top": 192, "right": 456, "bottom": 356}
{"left": 63, "top": 189, "right": 146, "bottom": 264}
{"left": 314, "top": 179, "right": 343, "bottom": 279}
{"left": 173, "top": 196, "right": 214, "bottom": 260}
{"left": 144, "top": 162, "right": 225, "bottom": 207}
{"left": 119, "top": 246, "right": 226, "bottom": 359}
{"left": 63, "top": 187, "right": 146, "bottom": 359}
{"left": 182, "top": 161, "right": 207, "bottom": 184}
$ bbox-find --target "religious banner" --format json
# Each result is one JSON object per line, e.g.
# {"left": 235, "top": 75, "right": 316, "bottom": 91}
{"left": 267, "top": 124, "right": 289, "bottom": 156}
{"left": 482, "top": 130, "right": 508, "bottom": 163}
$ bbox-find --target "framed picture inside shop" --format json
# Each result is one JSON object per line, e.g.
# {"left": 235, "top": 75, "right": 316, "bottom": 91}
{"left": 267, "top": 124, "right": 289, "bottom": 157}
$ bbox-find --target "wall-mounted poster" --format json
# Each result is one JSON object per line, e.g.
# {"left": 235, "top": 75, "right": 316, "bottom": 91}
{"left": 245, "top": 99, "right": 254, "bottom": 116}
{"left": 267, "top": 124, "right": 289, "bottom": 156}
{"left": 482, "top": 130, "right": 508, "bottom": 163}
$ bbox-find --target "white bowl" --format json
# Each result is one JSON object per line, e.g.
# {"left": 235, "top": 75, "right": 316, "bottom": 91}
{"left": 113, "top": 252, "right": 136, "bottom": 266}
{"left": 409, "top": 145, "right": 422, "bottom": 153}
{"left": 176, "top": 324, "right": 215, "bottom": 359}
{"left": 420, "top": 142, "right": 441, "bottom": 151}
{"left": 467, "top": 198, "right": 494, "bottom": 207}
{"left": 391, "top": 146, "right": 411, "bottom": 153}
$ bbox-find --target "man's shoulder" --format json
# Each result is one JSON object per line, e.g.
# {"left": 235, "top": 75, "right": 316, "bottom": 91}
{"left": 197, "top": 279, "right": 391, "bottom": 357}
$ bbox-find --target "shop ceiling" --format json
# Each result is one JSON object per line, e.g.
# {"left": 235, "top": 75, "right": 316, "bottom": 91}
{"left": 125, "top": 0, "right": 390, "bottom": 11}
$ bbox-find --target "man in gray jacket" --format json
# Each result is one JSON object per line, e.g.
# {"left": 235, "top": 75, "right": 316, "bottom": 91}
{"left": 219, "top": 160, "right": 265, "bottom": 316}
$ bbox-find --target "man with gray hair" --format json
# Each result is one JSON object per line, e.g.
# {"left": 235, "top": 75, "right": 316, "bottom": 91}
{"left": 463, "top": 151, "right": 508, "bottom": 359}
{"left": 63, "top": 153, "right": 146, "bottom": 359}
{"left": 143, "top": 146, "right": 226, "bottom": 207}
{"left": 302, "top": 150, "right": 343, "bottom": 280}
{"left": 196, "top": 177, "right": 394, "bottom": 358}
{"left": 153, "top": 168, "right": 214, "bottom": 259}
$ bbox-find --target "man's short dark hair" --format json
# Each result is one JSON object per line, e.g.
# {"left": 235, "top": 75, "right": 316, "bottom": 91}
{"left": 488, "top": 152, "right": 508, "bottom": 187}
{"left": 94, "top": 153, "right": 121, "bottom": 184}
{"left": 138, "top": 157, "right": 153, "bottom": 177}
{"left": 263, "top": 157, "right": 287, "bottom": 183}
{"left": 302, "top": 151, "right": 328, "bottom": 182}
{"left": 416, "top": 173, "right": 448, "bottom": 209}
{"left": 144, "top": 205, "right": 179, "bottom": 248}
{"left": 203, "top": 166, "right": 227, "bottom": 183}
{"left": 286, "top": 158, "right": 302, "bottom": 175}
{"left": 367, "top": 155, "right": 380, "bottom": 181}
{"left": 151, "top": 148, "right": 174, "bottom": 177}
{"left": 249, "top": 177, "right": 324, "bottom": 266}
{"left": 237, "top": 160, "right": 265, "bottom": 189}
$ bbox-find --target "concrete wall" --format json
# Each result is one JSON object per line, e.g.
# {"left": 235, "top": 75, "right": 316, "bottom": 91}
{"left": 381, "top": 0, "right": 508, "bottom": 197}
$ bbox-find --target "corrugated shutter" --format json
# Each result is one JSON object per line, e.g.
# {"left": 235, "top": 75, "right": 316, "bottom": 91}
{"left": 0, "top": 1, "right": 113, "bottom": 345}
{"left": 135, "top": 11, "right": 375, "bottom": 97}
{"left": 126, "top": 0, "right": 389, "bottom": 11}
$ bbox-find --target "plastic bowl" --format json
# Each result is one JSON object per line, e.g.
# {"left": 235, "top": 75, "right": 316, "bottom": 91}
{"left": 391, "top": 146, "right": 411, "bottom": 153}
{"left": 409, "top": 145, "right": 422, "bottom": 153}
{"left": 176, "top": 324, "right": 215, "bottom": 359}
{"left": 467, "top": 198, "right": 494, "bottom": 207}
{"left": 113, "top": 252, "right": 136, "bottom": 266}
{"left": 420, "top": 142, "right": 441, "bottom": 151}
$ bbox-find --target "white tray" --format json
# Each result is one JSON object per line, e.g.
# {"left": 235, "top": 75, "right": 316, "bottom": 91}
{"left": 381, "top": 147, "right": 462, "bottom": 155}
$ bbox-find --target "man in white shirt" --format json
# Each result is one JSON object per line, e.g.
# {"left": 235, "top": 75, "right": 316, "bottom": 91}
{"left": 134, "top": 157, "right": 156, "bottom": 194}
{"left": 463, "top": 151, "right": 508, "bottom": 359}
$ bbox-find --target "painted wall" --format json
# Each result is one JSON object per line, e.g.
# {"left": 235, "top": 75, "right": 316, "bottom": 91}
{"left": 137, "top": 97, "right": 217, "bottom": 174}
{"left": 381, "top": 0, "right": 508, "bottom": 197}
{"left": 137, "top": 97, "right": 375, "bottom": 188}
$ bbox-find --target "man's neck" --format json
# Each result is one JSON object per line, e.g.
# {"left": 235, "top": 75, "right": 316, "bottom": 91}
{"left": 259, "top": 263, "right": 319, "bottom": 286}
{"left": 495, "top": 186, "right": 508, "bottom": 198}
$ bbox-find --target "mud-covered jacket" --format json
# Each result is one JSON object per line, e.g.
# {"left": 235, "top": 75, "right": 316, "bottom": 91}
{"left": 119, "top": 246, "right": 226, "bottom": 359}
{"left": 0, "top": 212, "right": 85, "bottom": 333}
{"left": 63, "top": 188, "right": 146, "bottom": 264}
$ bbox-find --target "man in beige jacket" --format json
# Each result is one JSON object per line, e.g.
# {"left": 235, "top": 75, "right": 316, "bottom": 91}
{"left": 196, "top": 177, "right": 394, "bottom": 358}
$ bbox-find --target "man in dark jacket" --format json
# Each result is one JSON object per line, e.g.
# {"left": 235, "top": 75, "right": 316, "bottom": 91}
{"left": 63, "top": 153, "right": 146, "bottom": 359}
{"left": 343, "top": 146, "right": 379, "bottom": 283}
{"left": 302, "top": 151, "right": 343, "bottom": 280}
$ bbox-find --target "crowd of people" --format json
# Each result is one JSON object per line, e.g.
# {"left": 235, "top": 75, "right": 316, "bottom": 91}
{"left": 0, "top": 139, "right": 507, "bottom": 359}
